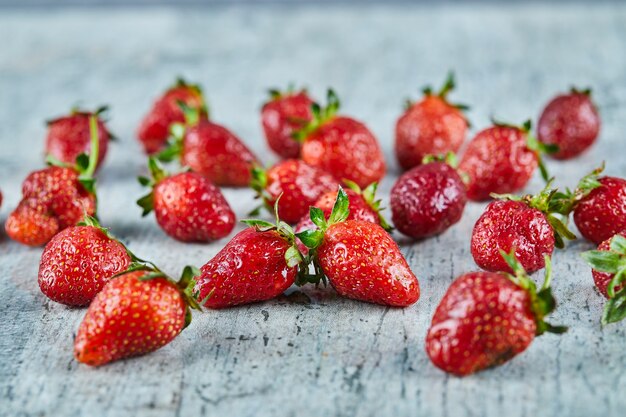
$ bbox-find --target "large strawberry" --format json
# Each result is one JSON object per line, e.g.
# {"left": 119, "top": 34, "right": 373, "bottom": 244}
{"left": 293, "top": 90, "right": 386, "bottom": 188}
{"left": 297, "top": 188, "right": 419, "bottom": 307}
{"left": 74, "top": 265, "right": 202, "bottom": 366}
{"left": 459, "top": 120, "right": 554, "bottom": 201}
{"left": 250, "top": 159, "right": 338, "bottom": 224}
{"left": 537, "top": 88, "right": 600, "bottom": 160}
{"left": 45, "top": 106, "right": 112, "bottom": 169}
{"left": 395, "top": 73, "right": 469, "bottom": 171}
{"left": 390, "top": 153, "right": 467, "bottom": 239}
{"left": 157, "top": 102, "right": 259, "bottom": 187}
{"left": 137, "top": 78, "right": 207, "bottom": 154}
{"left": 426, "top": 251, "right": 565, "bottom": 376}
{"left": 137, "top": 158, "right": 235, "bottom": 242}
{"left": 5, "top": 116, "right": 100, "bottom": 246}
{"left": 261, "top": 87, "right": 313, "bottom": 159}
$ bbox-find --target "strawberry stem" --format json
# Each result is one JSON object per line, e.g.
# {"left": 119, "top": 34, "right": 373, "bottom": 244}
{"left": 291, "top": 89, "right": 340, "bottom": 142}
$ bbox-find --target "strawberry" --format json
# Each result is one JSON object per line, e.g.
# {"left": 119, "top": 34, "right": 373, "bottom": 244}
{"left": 293, "top": 90, "right": 386, "bottom": 188}
{"left": 38, "top": 215, "right": 132, "bottom": 306}
{"left": 459, "top": 120, "right": 554, "bottom": 201}
{"left": 45, "top": 106, "right": 112, "bottom": 170}
{"left": 581, "top": 233, "right": 626, "bottom": 324}
{"left": 137, "top": 78, "right": 207, "bottom": 154}
{"left": 395, "top": 73, "right": 469, "bottom": 171}
{"left": 157, "top": 102, "right": 259, "bottom": 187}
{"left": 5, "top": 116, "right": 100, "bottom": 246}
{"left": 261, "top": 87, "right": 313, "bottom": 159}
{"left": 537, "top": 88, "right": 600, "bottom": 160}
{"left": 390, "top": 153, "right": 467, "bottom": 239}
{"left": 426, "top": 251, "right": 565, "bottom": 376}
{"left": 74, "top": 265, "right": 202, "bottom": 366}
{"left": 297, "top": 188, "right": 419, "bottom": 307}
{"left": 470, "top": 181, "right": 575, "bottom": 274}
{"left": 193, "top": 207, "right": 305, "bottom": 309}
{"left": 137, "top": 158, "right": 235, "bottom": 242}
{"left": 250, "top": 159, "right": 338, "bottom": 224}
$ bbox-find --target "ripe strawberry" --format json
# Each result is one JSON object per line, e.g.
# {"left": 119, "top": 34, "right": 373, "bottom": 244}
{"left": 5, "top": 116, "right": 100, "bottom": 246}
{"left": 395, "top": 73, "right": 469, "bottom": 171}
{"left": 537, "top": 88, "right": 600, "bottom": 160}
{"left": 261, "top": 87, "right": 313, "bottom": 159}
{"left": 250, "top": 159, "right": 338, "bottom": 224}
{"left": 74, "top": 265, "right": 202, "bottom": 366}
{"left": 38, "top": 215, "right": 132, "bottom": 306}
{"left": 581, "top": 233, "right": 626, "bottom": 324}
{"left": 293, "top": 90, "right": 386, "bottom": 188}
{"left": 459, "top": 120, "right": 554, "bottom": 201}
{"left": 137, "top": 78, "right": 207, "bottom": 154}
{"left": 137, "top": 158, "right": 235, "bottom": 242}
{"left": 297, "top": 188, "right": 419, "bottom": 307}
{"left": 45, "top": 106, "right": 112, "bottom": 170}
{"left": 426, "top": 251, "right": 565, "bottom": 376}
{"left": 157, "top": 102, "right": 259, "bottom": 187}
{"left": 390, "top": 153, "right": 467, "bottom": 239}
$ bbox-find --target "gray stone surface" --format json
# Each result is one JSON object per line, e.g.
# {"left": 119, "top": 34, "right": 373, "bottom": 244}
{"left": 1, "top": 3, "right": 625, "bottom": 417}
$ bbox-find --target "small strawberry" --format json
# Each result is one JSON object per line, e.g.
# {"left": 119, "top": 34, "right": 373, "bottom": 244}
{"left": 45, "top": 106, "right": 112, "bottom": 169}
{"left": 293, "top": 90, "right": 386, "bottom": 188}
{"left": 158, "top": 102, "right": 259, "bottom": 187}
{"left": 297, "top": 188, "right": 419, "bottom": 307}
{"left": 74, "top": 265, "right": 202, "bottom": 366}
{"left": 426, "top": 251, "right": 566, "bottom": 376}
{"left": 395, "top": 73, "right": 469, "bottom": 171}
{"left": 137, "top": 158, "right": 235, "bottom": 242}
{"left": 137, "top": 78, "right": 207, "bottom": 154}
{"left": 390, "top": 153, "right": 467, "bottom": 239}
{"left": 250, "top": 159, "right": 338, "bottom": 224}
{"left": 5, "top": 116, "right": 100, "bottom": 246}
{"left": 459, "top": 120, "right": 554, "bottom": 201}
{"left": 261, "top": 87, "right": 314, "bottom": 159}
{"left": 538, "top": 88, "right": 600, "bottom": 160}
{"left": 581, "top": 233, "right": 626, "bottom": 324}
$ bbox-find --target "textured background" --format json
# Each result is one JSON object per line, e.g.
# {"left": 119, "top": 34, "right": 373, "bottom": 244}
{"left": 0, "top": 2, "right": 625, "bottom": 417}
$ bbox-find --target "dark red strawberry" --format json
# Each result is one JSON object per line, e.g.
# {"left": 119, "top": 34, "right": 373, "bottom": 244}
{"left": 137, "top": 78, "right": 207, "bottom": 154}
{"left": 459, "top": 120, "right": 554, "bottom": 201}
{"left": 395, "top": 73, "right": 469, "bottom": 171}
{"left": 74, "top": 265, "right": 202, "bottom": 366}
{"left": 390, "top": 153, "right": 467, "bottom": 239}
{"left": 582, "top": 233, "right": 626, "bottom": 324}
{"left": 250, "top": 159, "right": 338, "bottom": 224}
{"left": 294, "top": 90, "right": 386, "bottom": 188}
{"left": 426, "top": 251, "right": 565, "bottom": 376}
{"left": 261, "top": 87, "right": 313, "bottom": 159}
{"left": 137, "top": 158, "right": 235, "bottom": 242}
{"left": 538, "top": 88, "right": 600, "bottom": 160}
{"left": 297, "top": 188, "right": 419, "bottom": 307}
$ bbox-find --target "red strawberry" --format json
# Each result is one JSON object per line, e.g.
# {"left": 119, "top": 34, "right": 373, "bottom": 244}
{"left": 426, "top": 251, "right": 565, "bottom": 376}
{"left": 294, "top": 90, "right": 386, "bottom": 188}
{"left": 395, "top": 73, "right": 469, "bottom": 171}
{"left": 538, "top": 88, "right": 600, "bottom": 160}
{"left": 459, "top": 120, "right": 554, "bottom": 201}
{"left": 158, "top": 103, "right": 258, "bottom": 187}
{"left": 250, "top": 159, "right": 338, "bottom": 224}
{"left": 45, "top": 106, "right": 112, "bottom": 170}
{"left": 297, "top": 188, "right": 419, "bottom": 307}
{"left": 390, "top": 154, "right": 467, "bottom": 239}
{"left": 137, "top": 78, "right": 206, "bottom": 154}
{"left": 74, "top": 265, "right": 201, "bottom": 366}
{"left": 38, "top": 216, "right": 132, "bottom": 306}
{"left": 581, "top": 233, "right": 626, "bottom": 324}
{"left": 137, "top": 158, "right": 235, "bottom": 242}
{"left": 261, "top": 87, "right": 313, "bottom": 159}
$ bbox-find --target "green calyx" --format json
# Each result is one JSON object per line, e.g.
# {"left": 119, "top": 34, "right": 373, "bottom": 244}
{"left": 248, "top": 164, "right": 274, "bottom": 216}
{"left": 170, "top": 77, "right": 209, "bottom": 117}
{"left": 296, "top": 186, "right": 350, "bottom": 251}
{"left": 156, "top": 99, "right": 207, "bottom": 163}
{"left": 412, "top": 71, "right": 470, "bottom": 117}
{"left": 570, "top": 86, "right": 592, "bottom": 96}
{"left": 266, "top": 84, "right": 305, "bottom": 102}
{"left": 343, "top": 180, "right": 392, "bottom": 232}
{"left": 136, "top": 157, "right": 170, "bottom": 216}
{"left": 548, "top": 163, "right": 604, "bottom": 216}
{"left": 292, "top": 89, "right": 340, "bottom": 142}
{"left": 422, "top": 151, "right": 459, "bottom": 169}
{"left": 500, "top": 249, "right": 567, "bottom": 336}
{"left": 581, "top": 234, "right": 626, "bottom": 325}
